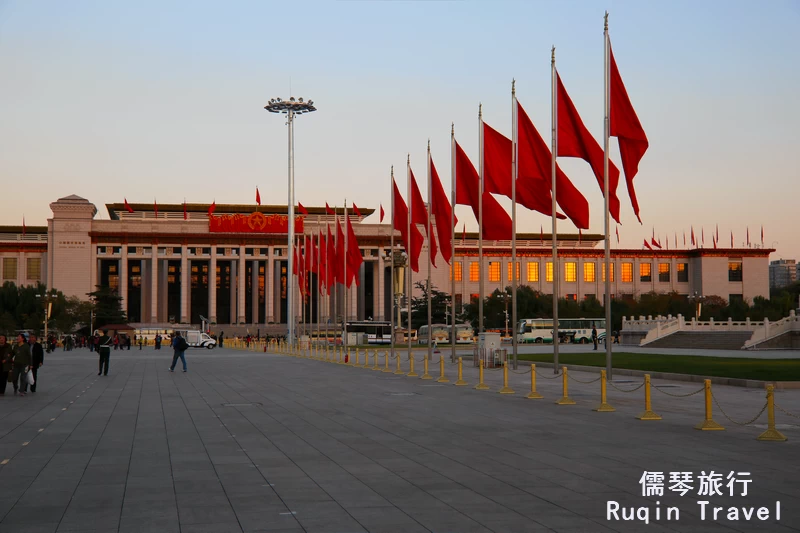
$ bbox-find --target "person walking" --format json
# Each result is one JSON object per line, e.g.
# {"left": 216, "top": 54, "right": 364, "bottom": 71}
{"left": 29, "top": 334, "right": 44, "bottom": 393}
{"left": 0, "top": 335, "right": 13, "bottom": 395}
{"left": 218, "top": 331, "right": 224, "bottom": 348}
{"left": 97, "top": 330, "right": 112, "bottom": 376}
{"left": 591, "top": 325, "right": 598, "bottom": 351}
{"left": 169, "top": 331, "right": 189, "bottom": 372}
{"left": 12, "top": 334, "right": 32, "bottom": 395}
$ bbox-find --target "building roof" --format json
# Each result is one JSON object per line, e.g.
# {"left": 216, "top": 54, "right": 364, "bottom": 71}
{"left": 106, "top": 202, "right": 375, "bottom": 220}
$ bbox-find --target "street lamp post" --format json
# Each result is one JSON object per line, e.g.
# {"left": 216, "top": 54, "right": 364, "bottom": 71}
{"left": 689, "top": 291, "right": 705, "bottom": 321}
{"left": 265, "top": 97, "right": 317, "bottom": 348}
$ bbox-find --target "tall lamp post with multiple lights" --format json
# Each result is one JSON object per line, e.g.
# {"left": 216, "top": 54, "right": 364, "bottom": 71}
{"left": 264, "top": 96, "right": 316, "bottom": 347}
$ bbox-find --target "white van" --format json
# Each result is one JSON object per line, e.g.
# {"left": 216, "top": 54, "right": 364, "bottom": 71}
{"left": 177, "top": 330, "right": 217, "bottom": 349}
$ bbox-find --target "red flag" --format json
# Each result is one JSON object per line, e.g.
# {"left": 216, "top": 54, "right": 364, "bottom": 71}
{"left": 683, "top": 231, "right": 686, "bottom": 247}
{"left": 643, "top": 239, "right": 652, "bottom": 250}
{"left": 298, "top": 202, "right": 308, "bottom": 216}
{"left": 731, "top": 231, "right": 734, "bottom": 248}
{"left": 674, "top": 233, "right": 677, "bottom": 249}
{"left": 318, "top": 232, "right": 326, "bottom": 294}
{"left": 463, "top": 224, "right": 467, "bottom": 242}
{"left": 335, "top": 218, "right": 346, "bottom": 283}
{"left": 326, "top": 203, "right": 335, "bottom": 216}
{"left": 208, "top": 201, "right": 216, "bottom": 217}
{"left": 154, "top": 199, "right": 158, "bottom": 218}
{"left": 761, "top": 225, "right": 764, "bottom": 245}
{"left": 540, "top": 225, "right": 544, "bottom": 244}
{"left": 713, "top": 236, "right": 717, "bottom": 249}
{"left": 352, "top": 203, "right": 362, "bottom": 217}
{"left": 651, "top": 237, "right": 661, "bottom": 249}
{"left": 124, "top": 198, "right": 134, "bottom": 214}
{"left": 410, "top": 168, "right": 437, "bottom": 267}
{"left": 327, "top": 224, "right": 335, "bottom": 293}
{"left": 691, "top": 226, "right": 695, "bottom": 246}
{"left": 557, "top": 73, "right": 622, "bottom": 224}
{"left": 702, "top": 227, "right": 705, "bottom": 245}
{"left": 256, "top": 187, "right": 261, "bottom": 206}
{"left": 292, "top": 244, "right": 298, "bottom": 275}
{"left": 22, "top": 216, "right": 26, "bottom": 236}
{"left": 616, "top": 226, "right": 620, "bottom": 244}
{"left": 183, "top": 200, "right": 187, "bottom": 220}
{"left": 746, "top": 227, "right": 750, "bottom": 247}
{"left": 429, "top": 156, "right": 456, "bottom": 265}
{"left": 715, "top": 224, "right": 719, "bottom": 243}
{"left": 392, "top": 178, "right": 424, "bottom": 272}
{"left": 454, "top": 140, "right": 512, "bottom": 240}
{"left": 346, "top": 214, "right": 363, "bottom": 287}
{"left": 610, "top": 43, "right": 649, "bottom": 224}
{"left": 309, "top": 235, "right": 318, "bottom": 274}
{"left": 517, "top": 101, "right": 589, "bottom": 229}
{"left": 379, "top": 203, "right": 385, "bottom": 223}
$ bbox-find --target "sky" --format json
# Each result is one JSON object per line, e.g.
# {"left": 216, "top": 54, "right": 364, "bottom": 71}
{"left": 1, "top": 1, "right": 798, "bottom": 259}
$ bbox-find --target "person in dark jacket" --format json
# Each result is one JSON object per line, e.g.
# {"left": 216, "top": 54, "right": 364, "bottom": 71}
{"left": 29, "top": 334, "right": 44, "bottom": 392}
{"left": 97, "top": 330, "right": 112, "bottom": 376}
{"left": 0, "top": 335, "right": 13, "bottom": 395}
{"left": 12, "top": 334, "right": 32, "bottom": 395}
{"left": 169, "top": 331, "right": 188, "bottom": 372}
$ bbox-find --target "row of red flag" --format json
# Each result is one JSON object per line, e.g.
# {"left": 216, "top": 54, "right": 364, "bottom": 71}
{"left": 643, "top": 225, "right": 765, "bottom": 250}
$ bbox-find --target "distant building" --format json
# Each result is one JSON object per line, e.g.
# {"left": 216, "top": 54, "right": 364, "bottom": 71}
{"left": 0, "top": 195, "right": 775, "bottom": 327}
{"left": 769, "top": 259, "right": 797, "bottom": 289}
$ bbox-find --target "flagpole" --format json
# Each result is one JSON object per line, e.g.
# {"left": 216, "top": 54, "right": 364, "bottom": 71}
{"left": 478, "top": 103, "right": 484, "bottom": 335}
{"left": 551, "top": 46, "right": 560, "bottom": 372}
{"left": 344, "top": 200, "right": 349, "bottom": 351}
{"left": 511, "top": 79, "right": 518, "bottom": 370}
{"left": 407, "top": 155, "right": 413, "bottom": 363}
{"left": 426, "top": 141, "right": 433, "bottom": 365}
{"left": 603, "top": 12, "right": 613, "bottom": 379}
{"left": 333, "top": 211, "right": 338, "bottom": 348}
{"left": 390, "top": 167, "right": 396, "bottom": 363}
{"left": 450, "top": 124, "right": 456, "bottom": 364}
{"left": 316, "top": 220, "right": 321, "bottom": 349}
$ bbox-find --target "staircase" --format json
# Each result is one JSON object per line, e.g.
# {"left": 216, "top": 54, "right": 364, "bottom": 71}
{"left": 644, "top": 331, "right": 754, "bottom": 350}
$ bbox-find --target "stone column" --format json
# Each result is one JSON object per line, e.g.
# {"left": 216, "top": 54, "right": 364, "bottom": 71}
{"left": 251, "top": 259, "right": 259, "bottom": 324}
{"left": 180, "top": 248, "right": 189, "bottom": 323}
{"left": 120, "top": 247, "right": 128, "bottom": 316}
{"left": 238, "top": 246, "right": 246, "bottom": 323}
{"left": 140, "top": 258, "right": 147, "bottom": 322}
{"left": 159, "top": 258, "right": 168, "bottom": 321}
{"left": 209, "top": 248, "right": 217, "bottom": 323}
{"left": 150, "top": 245, "right": 159, "bottom": 323}
{"left": 265, "top": 249, "right": 273, "bottom": 323}
{"left": 376, "top": 253, "right": 384, "bottom": 321}
{"left": 90, "top": 244, "right": 98, "bottom": 294}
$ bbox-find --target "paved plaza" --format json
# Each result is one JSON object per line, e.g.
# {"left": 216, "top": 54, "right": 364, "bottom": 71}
{"left": 1, "top": 347, "right": 799, "bottom": 533}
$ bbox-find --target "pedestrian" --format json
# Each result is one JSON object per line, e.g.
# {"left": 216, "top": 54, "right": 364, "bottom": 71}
{"left": 155, "top": 334, "right": 162, "bottom": 350}
{"left": 169, "top": 331, "right": 189, "bottom": 372}
{"left": 0, "top": 335, "right": 13, "bottom": 395}
{"left": 591, "top": 325, "right": 598, "bottom": 351}
{"left": 29, "top": 334, "right": 44, "bottom": 393}
{"left": 219, "top": 331, "right": 224, "bottom": 348}
{"left": 12, "top": 333, "right": 32, "bottom": 395}
{"left": 97, "top": 330, "right": 112, "bottom": 376}
{"left": 125, "top": 335, "right": 131, "bottom": 350}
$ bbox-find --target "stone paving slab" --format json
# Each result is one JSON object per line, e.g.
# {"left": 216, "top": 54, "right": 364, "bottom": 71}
{"left": 0, "top": 346, "right": 798, "bottom": 532}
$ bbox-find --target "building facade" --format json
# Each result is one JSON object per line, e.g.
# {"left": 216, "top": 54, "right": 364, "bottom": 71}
{"left": 0, "top": 195, "right": 773, "bottom": 328}
{"left": 769, "top": 259, "right": 797, "bottom": 289}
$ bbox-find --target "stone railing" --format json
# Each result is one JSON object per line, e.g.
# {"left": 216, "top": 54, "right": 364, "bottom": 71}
{"left": 742, "top": 311, "right": 800, "bottom": 349}
{"left": 622, "top": 314, "right": 765, "bottom": 346}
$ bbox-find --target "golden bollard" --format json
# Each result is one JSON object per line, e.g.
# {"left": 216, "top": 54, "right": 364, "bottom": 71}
{"left": 556, "top": 366, "right": 576, "bottom": 405}
{"left": 757, "top": 385, "right": 788, "bottom": 441}
{"left": 695, "top": 379, "right": 724, "bottom": 430}
{"left": 393, "top": 353, "right": 404, "bottom": 375}
{"left": 636, "top": 374, "right": 662, "bottom": 420}
{"left": 407, "top": 354, "right": 419, "bottom": 377}
{"left": 382, "top": 350, "right": 392, "bottom": 373}
{"left": 337, "top": 347, "right": 343, "bottom": 364}
{"left": 593, "top": 370, "right": 615, "bottom": 412}
{"left": 498, "top": 361, "right": 514, "bottom": 394}
{"left": 436, "top": 355, "right": 449, "bottom": 383}
{"left": 353, "top": 348, "right": 359, "bottom": 367}
{"left": 363, "top": 349, "right": 372, "bottom": 369}
{"left": 526, "top": 365, "right": 543, "bottom": 399}
{"left": 474, "top": 359, "right": 489, "bottom": 390}
{"left": 420, "top": 355, "right": 433, "bottom": 380}
{"left": 454, "top": 357, "right": 467, "bottom": 386}
{"left": 372, "top": 349, "right": 381, "bottom": 371}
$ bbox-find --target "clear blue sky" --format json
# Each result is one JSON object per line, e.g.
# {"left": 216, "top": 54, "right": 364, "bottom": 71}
{"left": 1, "top": 1, "right": 798, "bottom": 259}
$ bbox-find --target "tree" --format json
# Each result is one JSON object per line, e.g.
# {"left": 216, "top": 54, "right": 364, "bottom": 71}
{"left": 88, "top": 285, "right": 127, "bottom": 328}
{"left": 409, "top": 281, "right": 450, "bottom": 329}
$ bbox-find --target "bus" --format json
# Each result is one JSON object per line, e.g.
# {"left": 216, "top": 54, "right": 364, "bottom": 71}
{"left": 418, "top": 324, "right": 449, "bottom": 344}
{"left": 517, "top": 318, "right": 606, "bottom": 344}
{"left": 344, "top": 321, "right": 392, "bottom": 344}
{"left": 455, "top": 324, "right": 475, "bottom": 344}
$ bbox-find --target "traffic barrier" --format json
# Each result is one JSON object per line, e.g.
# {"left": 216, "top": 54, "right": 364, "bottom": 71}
{"left": 636, "top": 374, "right": 662, "bottom": 420}
{"left": 353, "top": 348, "right": 359, "bottom": 367}
{"left": 372, "top": 349, "right": 381, "bottom": 371}
{"left": 407, "top": 355, "right": 419, "bottom": 377}
{"left": 436, "top": 355, "right": 449, "bottom": 383}
{"left": 393, "top": 353, "right": 404, "bottom": 375}
{"left": 758, "top": 385, "right": 788, "bottom": 441}
{"left": 382, "top": 350, "right": 392, "bottom": 373}
{"left": 454, "top": 357, "right": 468, "bottom": 386}
{"left": 420, "top": 355, "right": 433, "bottom": 380}
{"left": 695, "top": 380, "right": 724, "bottom": 430}
{"left": 526, "top": 365, "right": 542, "bottom": 399}
{"left": 363, "top": 349, "right": 372, "bottom": 369}
{"left": 498, "top": 361, "right": 514, "bottom": 394}
{"left": 474, "top": 359, "right": 489, "bottom": 390}
{"left": 593, "top": 370, "right": 615, "bottom": 412}
{"left": 556, "top": 366, "right": 576, "bottom": 405}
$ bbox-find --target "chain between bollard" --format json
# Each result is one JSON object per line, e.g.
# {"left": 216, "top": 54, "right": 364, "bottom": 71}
{"left": 710, "top": 391, "right": 768, "bottom": 426}
{"left": 608, "top": 380, "right": 645, "bottom": 393}
{"left": 567, "top": 373, "right": 602, "bottom": 384}
{"left": 511, "top": 367, "right": 532, "bottom": 375}
{"left": 775, "top": 403, "right": 800, "bottom": 419}
{"left": 534, "top": 367, "right": 563, "bottom": 379}
{"left": 653, "top": 384, "right": 706, "bottom": 398}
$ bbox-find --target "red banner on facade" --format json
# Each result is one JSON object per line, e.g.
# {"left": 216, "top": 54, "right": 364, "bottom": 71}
{"left": 209, "top": 213, "right": 304, "bottom": 234}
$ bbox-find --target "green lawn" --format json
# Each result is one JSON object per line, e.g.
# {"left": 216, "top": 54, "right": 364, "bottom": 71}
{"left": 516, "top": 352, "right": 800, "bottom": 381}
